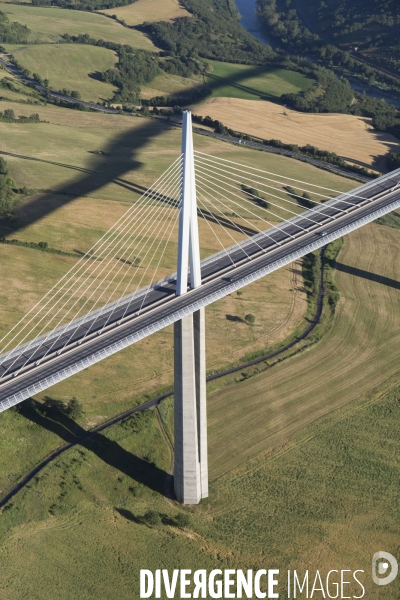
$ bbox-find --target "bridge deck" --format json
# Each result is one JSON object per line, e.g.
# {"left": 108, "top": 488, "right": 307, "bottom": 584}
{"left": 1, "top": 169, "right": 399, "bottom": 411}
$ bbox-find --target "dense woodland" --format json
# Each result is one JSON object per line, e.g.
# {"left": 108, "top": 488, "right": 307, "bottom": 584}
{"left": 281, "top": 68, "right": 353, "bottom": 113}
{"left": 0, "top": 10, "right": 30, "bottom": 43}
{"left": 143, "top": 0, "right": 274, "bottom": 64}
{"left": 301, "top": 0, "right": 400, "bottom": 77}
{"left": 256, "top": 0, "right": 400, "bottom": 92}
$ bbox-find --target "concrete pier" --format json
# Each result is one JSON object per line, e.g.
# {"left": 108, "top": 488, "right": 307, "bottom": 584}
{"left": 174, "top": 308, "right": 208, "bottom": 504}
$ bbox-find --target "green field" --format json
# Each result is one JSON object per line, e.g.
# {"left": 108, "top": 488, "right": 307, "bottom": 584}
{"left": 141, "top": 59, "right": 314, "bottom": 104}
{"left": 0, "top": 68, "right": 42, "bottom": 103}
{"left": 206, "top": 59, "right": 314, "bottom": 101}
{"left": 0, "top": 4, "right": 157, "bottom": 50}
{"left": 4, "top": 44, "right": 117, "bottom": 103}
{"left": 141, "top": 71, "right": 206, "bottom": 101}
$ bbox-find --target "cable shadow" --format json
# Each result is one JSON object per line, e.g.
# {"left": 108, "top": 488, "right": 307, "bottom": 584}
{"left": 18, "top": 397, "right": 168, "bottom": 496}
{"left": 326, "top": 258, "right": 400, "bottom": 290}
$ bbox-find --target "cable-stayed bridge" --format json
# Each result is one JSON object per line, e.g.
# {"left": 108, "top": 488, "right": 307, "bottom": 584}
{"left": 1, "top": 112, "right": 399, "bottom": 503}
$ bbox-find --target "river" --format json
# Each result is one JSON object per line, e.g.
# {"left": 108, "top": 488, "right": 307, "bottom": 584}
{"left": 234, "top": 0, "right": 271, "bottom": 46}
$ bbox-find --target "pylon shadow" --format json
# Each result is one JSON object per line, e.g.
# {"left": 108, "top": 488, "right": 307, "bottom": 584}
{"left": 326, "top": 258, "right": 400, "bottom": 290}
{"left": 18, "top": 397, "right": 168, "bottom": 497}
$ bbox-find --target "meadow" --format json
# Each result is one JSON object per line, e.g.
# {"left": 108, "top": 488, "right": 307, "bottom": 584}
{"left": 205, "top": 59, "right": 314, "bottom": 102}
{"left": 0, "top": 4, "right": 157, "bottom": 50}
{"left": 192, "top": 97, "right": 400, "bottom": 170}
{"left": 140, "top": 59, "right": 313, "bottom": 105}
{"left": 140, "top": 71, "right": 205, "bottom": 101}
{"left": 0, "top": 100, "right": 353, "bottom": 203}
{"left": 100, "top": 0, "right": 191, "bottom": 25}
{"left": 0, "top": 68, "right": 43, "bottom": 103}
{"left": 4, "top": 44, "right": 117, "bottom": 103}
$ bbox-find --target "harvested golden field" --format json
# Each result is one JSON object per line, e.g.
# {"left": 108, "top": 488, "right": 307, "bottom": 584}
{"left": 100, "top": 0, "right": 191, "bottom": 24}
{"left": 192, "top": 97, "right": 400, "bottom": 170}
{"left": 207, "top": 222, "right": 400, "bottom": 479}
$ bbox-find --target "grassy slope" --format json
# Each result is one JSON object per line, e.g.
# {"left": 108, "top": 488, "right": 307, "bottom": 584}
{"left": 140, "top": 72, "right": 205, "bottom": 101}
{"left": 0, "top": 4, "right": 157, "bottom": 50}
{"left": 0, "top": 69, "right": 43, "bottom": 103}
{"left": 0, "top": 222, "right": 399, "bottom": 598}
{"left": 208, "top": 223, "right": 400, "bottom": 478}
{"left": 141, "top": 59, "right": 313, "bottom": 104}
{"left": 206, "top": 59, "right": 314, "bottom": 102}
{"left": 4, "top": 44, "right": 117, "bottom": 103}
{"left": 100, "top": 0, "right": 191, "bottom": 25}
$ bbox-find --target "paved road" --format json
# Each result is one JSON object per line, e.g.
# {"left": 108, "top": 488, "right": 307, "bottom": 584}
{"left": 0, "top": 57, "right": 371, "bottom": 182}
{"left": 1, "top": 168, "right": 399, "bottom": 411}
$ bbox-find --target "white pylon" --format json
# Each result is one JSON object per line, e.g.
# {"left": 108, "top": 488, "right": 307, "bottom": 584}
{"left": 174, "top": 111, "right": 208, "bottom": 504}
{"left": 176, "top": 111, "right": 201, "bottom": 295}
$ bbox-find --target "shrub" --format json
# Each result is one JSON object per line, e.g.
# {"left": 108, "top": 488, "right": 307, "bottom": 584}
{"left": 245, "top": 314, "right": 255, "bottom": 326}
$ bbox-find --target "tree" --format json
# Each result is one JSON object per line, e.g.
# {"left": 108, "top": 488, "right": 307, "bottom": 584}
{"left": 245, "top": 314, "right": 255, "bottom": 326}
{"left": 32, "top": 72, "right": 43, "bottom": 85}
{"left": 66, "top": 397, "right": 83, "bottom": 419}
{"left": 3, "top": 108, "right": 15, "bottom": 120}
{"left": 144, "top": 510, "right": 161, "bottom": 526}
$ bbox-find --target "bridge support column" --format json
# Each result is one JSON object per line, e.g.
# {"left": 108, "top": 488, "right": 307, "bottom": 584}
{"left": 174, "top": 307, "right": 207, "bottom": 504}
{"left": 174, "top": 110, "right": 208, "bottom": 504}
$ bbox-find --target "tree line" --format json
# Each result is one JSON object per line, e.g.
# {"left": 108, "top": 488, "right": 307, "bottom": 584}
{"left": 0, "top": 157, "right": 17, "bottom": 219}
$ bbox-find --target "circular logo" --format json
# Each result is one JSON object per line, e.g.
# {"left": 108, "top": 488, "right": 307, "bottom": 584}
{"left": 372, "top": 552, "right": 398, "bottom": 586}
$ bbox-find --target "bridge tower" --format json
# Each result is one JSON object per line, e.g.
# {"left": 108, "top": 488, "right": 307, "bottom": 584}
{"left": 174, "top": 111, "right": 208, "bottom": 504}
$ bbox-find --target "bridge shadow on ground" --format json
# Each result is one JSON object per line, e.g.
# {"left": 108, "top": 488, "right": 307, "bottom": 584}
{"left": 0, "top": 121, "right": 257, "bottom": 238}
{"left": 1, "top": 119, "right": 165, "bottom": 235}
{"left": 18, "top": 397, "right": 168, "bottom": 497}
{"left": 326, "top": 258, "right": 400, "bottom": 290}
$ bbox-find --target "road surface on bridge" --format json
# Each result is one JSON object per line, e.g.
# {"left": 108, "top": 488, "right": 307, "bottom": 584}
{"left": 0, "top": 168, "right": 399, "bottom": 410}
